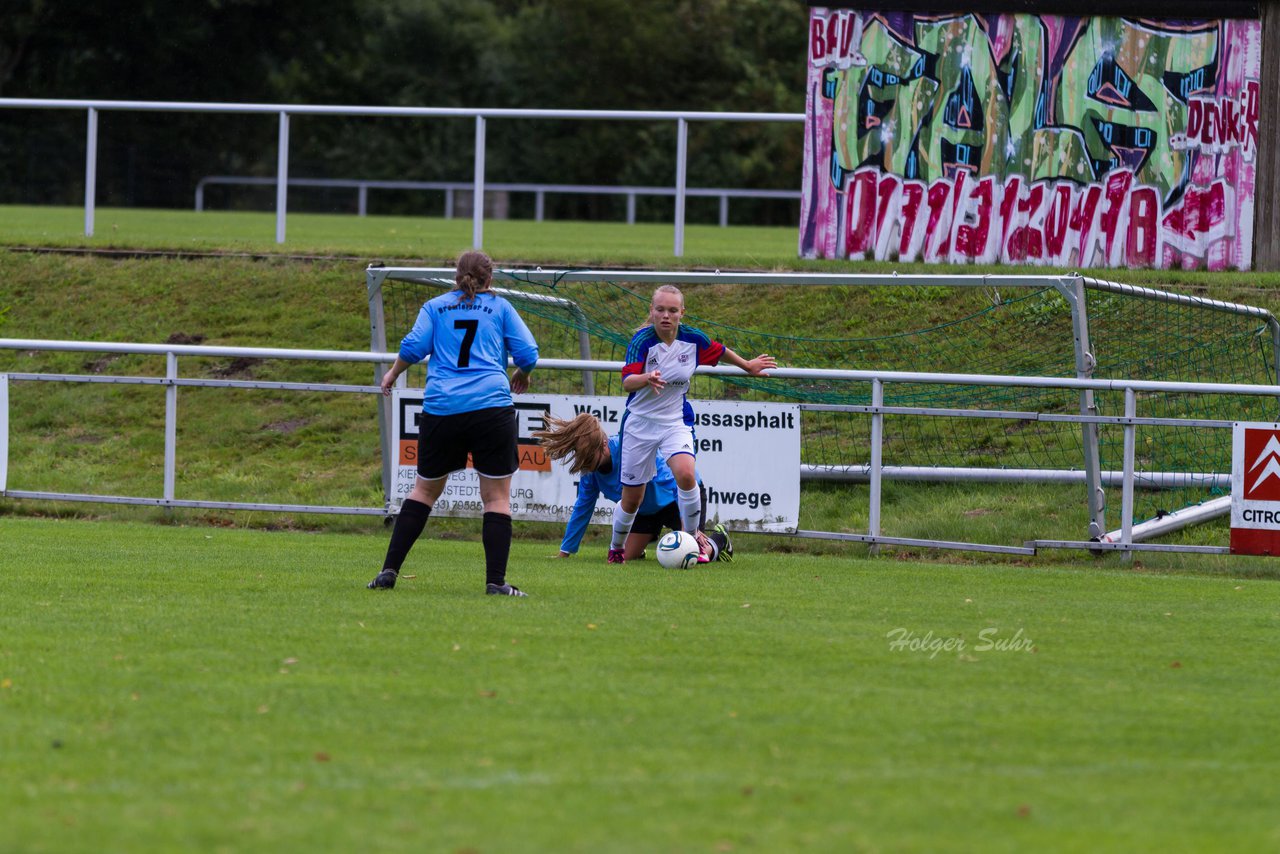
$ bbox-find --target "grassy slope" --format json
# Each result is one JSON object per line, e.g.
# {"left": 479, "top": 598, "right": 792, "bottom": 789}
{"left": 5, "top": 208, "right": 1280, "bottom": 566}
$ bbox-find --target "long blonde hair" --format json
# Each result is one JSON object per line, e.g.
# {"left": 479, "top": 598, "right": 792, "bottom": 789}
{"left": 533, "top": 413, "right": 609, "bottom": 474}
{"left": 455, "top": 250, "right": 493, "bottom": 303}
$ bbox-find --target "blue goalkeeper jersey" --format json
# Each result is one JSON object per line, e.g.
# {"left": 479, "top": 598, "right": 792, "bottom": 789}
{"left": 559, "top": 436, "right": 696, "bottom": 554}
{"left": 399, "top": 290, "right": 539, "bottom": 416}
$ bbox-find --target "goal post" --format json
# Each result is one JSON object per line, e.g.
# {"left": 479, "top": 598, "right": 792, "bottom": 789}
{"left": 366, "top": 265, "right": 1280, "bottom": 544}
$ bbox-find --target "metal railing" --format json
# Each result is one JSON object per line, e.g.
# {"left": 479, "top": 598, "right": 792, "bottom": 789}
{"left": 195, "top": 175, "right": 799, "bottom": 226}
{"left": 0, "top": 98, "right": 804, "bottom": 255}
{"left": 5, "top": 335, "right": 1279, "bottom": 556}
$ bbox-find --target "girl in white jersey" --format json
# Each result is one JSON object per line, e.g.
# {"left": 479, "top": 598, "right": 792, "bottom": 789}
{"left": 608, "top": 285, "right": 775, "bottom": 564}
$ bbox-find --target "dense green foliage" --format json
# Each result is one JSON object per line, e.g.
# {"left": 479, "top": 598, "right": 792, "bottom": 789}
{"left": 0, "top": 1, "right": 807, "bottom": 222}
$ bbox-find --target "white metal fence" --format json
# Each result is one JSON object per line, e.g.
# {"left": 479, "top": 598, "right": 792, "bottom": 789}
{"left": 0, "top": 98, "right": 804, "bottom": 255}
{"left": 4, "top": 336, "right": 1277, "bottom": 556}
{"left": 194, "top": 175, "right": 800, "bottom": 226}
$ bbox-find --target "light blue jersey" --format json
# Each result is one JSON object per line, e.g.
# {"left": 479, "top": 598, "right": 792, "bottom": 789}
{"left": 399, "top": 290, "right": 539, "bottom": 416}
{"left": 559, "top": 436, "right": 696, "bottom": 555}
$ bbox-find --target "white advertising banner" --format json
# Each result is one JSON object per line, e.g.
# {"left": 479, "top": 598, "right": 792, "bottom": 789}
{"left": 1230, "top": 421, "right": 1280, "bottom": 555}
{"left": 391, "top": 392, "right": 801, "bottom": 532}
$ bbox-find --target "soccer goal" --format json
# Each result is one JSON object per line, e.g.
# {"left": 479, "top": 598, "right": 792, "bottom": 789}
{"left": 366, "top": 265, "right": 1280, "bottom": 547}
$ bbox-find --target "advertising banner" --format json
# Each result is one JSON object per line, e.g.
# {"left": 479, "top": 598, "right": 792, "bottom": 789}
{"left": 391, "top": 392, "right": 801, "bottom": 532}
{"left": 1230, "top": 421, "right": 1280, "bottom": 554}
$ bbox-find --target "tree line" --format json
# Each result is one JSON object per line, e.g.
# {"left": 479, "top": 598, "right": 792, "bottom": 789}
{"left": 0, "top": 0, "right": 808, "bottom": 224}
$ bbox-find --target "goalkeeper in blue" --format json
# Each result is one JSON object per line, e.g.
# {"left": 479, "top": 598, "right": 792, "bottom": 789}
{"left": 367, "top": 251, "right": 538, "bottom": 597}
{"left": 534, "top": 412, "right": 732, "bottom": 563}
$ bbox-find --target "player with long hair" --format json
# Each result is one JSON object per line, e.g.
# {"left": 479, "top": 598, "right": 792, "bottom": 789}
{"left": 535, "top": 412, "right": 732, "bottom": 562}
{"left": 367, "top": 250, "right": 539, "bottom": 596}
{"left": 606, "top": 285, "right": 774, "bottom": 564}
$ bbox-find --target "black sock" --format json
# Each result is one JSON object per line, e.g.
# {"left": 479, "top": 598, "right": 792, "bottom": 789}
{"left": 382, "top": 499, "right": 431, "bottom": 572}
{"left": 482, "top": 511, "right": 513, "bottom": 586}
{"left": 709, "top": 529, "right": 728, "bottom": 554}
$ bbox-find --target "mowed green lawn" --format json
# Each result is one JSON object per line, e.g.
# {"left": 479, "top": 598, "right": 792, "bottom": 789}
{"left": 2, "top": 517, "right": 1278, "bottom": 853}
{"left": 0, "top": 204, "right": 801, "bottom": 268}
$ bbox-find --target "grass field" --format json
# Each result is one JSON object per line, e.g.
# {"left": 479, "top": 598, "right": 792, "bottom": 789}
{"left": 4, "top": 206, "right": 1280, "bottom": 850}
{"left": 2, "top": 516, "right": 1278, "bottom": 853}
{"left": 0, "top": 205, "right": 803, "bottom": 270}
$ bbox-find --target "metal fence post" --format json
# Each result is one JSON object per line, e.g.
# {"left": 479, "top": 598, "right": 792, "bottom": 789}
{"left": 366, "top": 267, "right": 394, "bottom": 510}
{"left": 164, "top": 352, "right": 178, "bottom": 503}
{"left": 674, "top": 117, "right": 688, "bottom": 257}
{"left": 1120, "top": 386, "right": 1137, "bottom": 563}
{"left": 473, "top": 115, "right": 486, "bottom": 249}
{"left": 0, "top": 374, "right": 8, "bottom": 492}
{"left": 84, "top": 108, "right": 98, "bottom": 237}
{"left": 275, "top": 111, "right": 290, "bottom": 244}
{"left": 868, "top": 377, "right": 884, "bottom": 556}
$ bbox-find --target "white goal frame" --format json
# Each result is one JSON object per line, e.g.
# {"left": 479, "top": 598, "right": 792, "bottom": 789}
{"left": 368, "top": 266, "right": 1280, "bottom": 547}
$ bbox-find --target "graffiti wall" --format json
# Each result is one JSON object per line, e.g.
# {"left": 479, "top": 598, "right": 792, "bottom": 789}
{"left": 800, "top": 8, "right": 1262, "bottom": 269}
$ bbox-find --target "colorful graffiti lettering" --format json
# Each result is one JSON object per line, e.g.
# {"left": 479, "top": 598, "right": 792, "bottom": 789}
{"left": 800, "top": 9, "right": 1261, "bottom": 270}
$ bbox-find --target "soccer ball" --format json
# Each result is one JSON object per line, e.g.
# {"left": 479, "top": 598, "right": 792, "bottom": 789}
{"left": 656, "top": 530, "right": 701, "bottom": 569}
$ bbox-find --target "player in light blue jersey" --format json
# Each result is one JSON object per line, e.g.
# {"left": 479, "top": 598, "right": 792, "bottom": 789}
{"left": 367, "top": 251, "right": 539, "bottom": 596}
{"left": 607, "top": 285, "right": 772, "bottom": 564}
{"left": 535, "top": 412, "right": 731, "bottom": 562}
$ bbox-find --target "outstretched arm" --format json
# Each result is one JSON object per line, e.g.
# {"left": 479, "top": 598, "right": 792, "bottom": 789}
{"left": 557, "top": 475, "right": 601, "bottom": 556}
{"left": 721, "top": 348, "right": 777, "bottom": 377}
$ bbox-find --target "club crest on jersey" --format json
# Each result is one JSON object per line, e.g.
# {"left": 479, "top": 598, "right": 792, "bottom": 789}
{"left": 678, "top": 354, "right": 690, "bottom": 363}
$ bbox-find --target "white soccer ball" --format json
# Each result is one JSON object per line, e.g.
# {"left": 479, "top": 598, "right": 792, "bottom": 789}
{"left": 655, "top": 530, "right": 701, "bottom": 569}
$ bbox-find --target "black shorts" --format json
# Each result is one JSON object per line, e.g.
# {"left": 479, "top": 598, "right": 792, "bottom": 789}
{"left": 631, "top": 502, "right": 682, "bottom": 539}
{"left": 417, "top": 406, "right": 518, "bottom": 479}
{"left": 630, "top": 486, "right": 707, "bottom": 539}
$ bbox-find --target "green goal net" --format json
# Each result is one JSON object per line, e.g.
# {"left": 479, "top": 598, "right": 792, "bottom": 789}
{"left": 370, "top": 267, "right": 1279, "bottom": 538}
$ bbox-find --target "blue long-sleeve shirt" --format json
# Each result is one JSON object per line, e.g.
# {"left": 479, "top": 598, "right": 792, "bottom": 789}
{"left": 399, "top": 290, "right": 539, "bottom": 416}
{"left": 559, "top": 435, "right": 685, "bottom": 554}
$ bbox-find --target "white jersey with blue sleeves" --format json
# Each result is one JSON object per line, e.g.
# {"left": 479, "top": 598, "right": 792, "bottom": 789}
{"left": 399, "top": 290, "right": 539, "bottom": 416}
{"left": 622, "top": 325, "right": 725, "bottom": 425}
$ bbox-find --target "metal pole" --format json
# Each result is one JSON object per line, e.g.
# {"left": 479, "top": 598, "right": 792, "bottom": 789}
{"left": 195, "top": 179, "right": 205, "bottom": 212}
{"left": 473, "top": 115, "right": 486, "bottom": 249}
{"left": 0, "top": 374, "right": 8, "bottom": 492}
{"left": 535, "top": 190, "right": 545, "bottom": 222}
{"left": 626, "top": 193, "right": 636, "bottom": 225}
{"left": 719, "top": 195, "right": 729, "bottom": 227}
{"left": 674, "top": 117, "right": 688, "bottom": 257}
{"left": 358, "top": 184, "right": 368, "bottom": 217}
{"left": 445, "top": 189, "right": 454, "bottom": 219}
{"left": 868, "top": 378, "right": 884, "bottom": 555}
{"left": 84, "top": 108, "right": 98, "bottom": 237}
{"left": 275, "top": 111, "right": 290, "bottom": 244}
{"left": 366, "top": 268, "right": 394, "bottom": 509}
{"left": 1120, "top": 386, "right": 1136, "bottom": 563}
{"left": 1057, "top": 275, "right": 1106, "bottom": 539}
{"left": 164, "top": 352, "right": 178, "bottom": 502}
{"left": 1271, "top": 317, "right": 1280, "bottom": 412}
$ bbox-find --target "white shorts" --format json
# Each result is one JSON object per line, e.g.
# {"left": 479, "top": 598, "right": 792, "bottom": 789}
{"left": 618, "top": 414, "right": 695, "bottom": 487}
